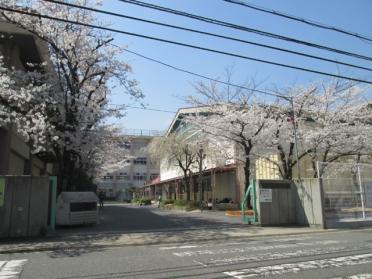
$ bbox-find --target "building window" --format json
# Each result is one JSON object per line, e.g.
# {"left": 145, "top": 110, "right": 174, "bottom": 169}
{"left": 103, "top": 176, "right": 113, "bottom": 180}
{"left": 116, "top": 175, "right": 130, "bottom": 181}
{"left": 150, "top": 173, "right": 159, "bottom": 180}
{"left": 119, "top": 141, "right": 131, "bottom": 150}
{"left": 131, "top": 142, "right": 146, "bottom": 150}
{"left": 134, "top": 157, "right": 147, "bottom": 165}
{"left": 133, "top": 173, "right": 147, "bottom": 180}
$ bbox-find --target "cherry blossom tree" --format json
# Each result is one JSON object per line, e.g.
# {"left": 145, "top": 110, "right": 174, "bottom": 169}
{"left": 0, "top": 59, "right": 57, "bottom": 154}
{"left": 256, "top": 80, "right": 371, "bottom": 179}
{"left": 186, "top": 78, "right": 273, "bottom": 191}
{"left": 147, "top": 133, "right": 198, "bottom": 201}
{"left": 0, "top": 0, "right": 142, "bottom": 191}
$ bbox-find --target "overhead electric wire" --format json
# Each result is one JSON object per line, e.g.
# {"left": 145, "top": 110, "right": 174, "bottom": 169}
{"left": 122, "top": 48, "right": 289, "bottom": 99}
{"left": 224, "top": 0, "right": 372, "bottom": 44}
{"left": 1, "top": 6, "right": 372, "bottom": 85}
{"left": 118, "top": 0, "right": 372, "bottom": 63}
{"left": 108, "top": 104, "right": 176, "bottom": 113}
{"left": 40, "top": 0, "right": 372, "bottom": 73}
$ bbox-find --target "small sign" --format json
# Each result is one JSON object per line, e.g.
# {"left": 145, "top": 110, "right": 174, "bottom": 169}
{"left": 0, "top": 178, "right": 5, "bottom": 207}
{"left": 260, "top": 188, "right": 272, "bottom": 203}
{"left": 365, "top": 182, "right": 372, "bottom": 207}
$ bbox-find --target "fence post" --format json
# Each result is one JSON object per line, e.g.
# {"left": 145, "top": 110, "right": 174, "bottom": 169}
{"left": 49, "top": 176, "right": 57, "bottom": 232}
{"left": 357, "top": 164, "right": 366, "bottom": 220}
{"left": 316, "top": 161, "right": 327, "bottom": 228}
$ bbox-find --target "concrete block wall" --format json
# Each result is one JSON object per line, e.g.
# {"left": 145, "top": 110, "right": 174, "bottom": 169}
{"left": 256, "top": 180, "right": 296, "bottom": 226}
{"left": 293, "top": 179, "right": 325, "bottom": 228}
{"left": 0, "top": 176, "right": 50, "bottom": 238}
{"left": 255, "top": 179, "right": 325, "bottom": 228}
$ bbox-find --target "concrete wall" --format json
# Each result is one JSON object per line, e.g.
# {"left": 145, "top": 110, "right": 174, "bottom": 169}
{"left": 0, "top": 127, "right": 51, "bottom": 176}
{"left": 293, "top": 179, "right": 325, "bottom": 228}
{"left": 255, "top": 179, "right": 325, "bottom": 228}
{"left": 256, "top": 180, "right": 296, "bottom": 226}
{"left": 0, "top": 176, "right": 50, "bottom": 238}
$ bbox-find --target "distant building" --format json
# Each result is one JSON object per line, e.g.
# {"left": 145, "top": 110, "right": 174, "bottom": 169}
{"left": 96, "top": 129, "right": 161, "bottom": 200}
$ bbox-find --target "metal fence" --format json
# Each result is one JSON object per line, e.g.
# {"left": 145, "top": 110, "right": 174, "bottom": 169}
{"left": 317, "top": 162, "right": 372, "bottom": 222}
{"left": 122, "top": 129, "right": 164, "bottom": 137}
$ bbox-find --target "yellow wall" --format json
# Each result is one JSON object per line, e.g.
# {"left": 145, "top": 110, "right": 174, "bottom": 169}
{"left": 256, "top": 155, "right": 280, "bottom": 180}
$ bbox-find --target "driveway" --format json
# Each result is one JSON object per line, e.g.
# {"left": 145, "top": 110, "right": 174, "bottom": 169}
{"left": 56, "top": 203, "right": 244, "bottom": 235}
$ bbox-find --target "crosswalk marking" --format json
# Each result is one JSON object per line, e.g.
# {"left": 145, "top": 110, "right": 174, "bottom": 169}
{"left": 173, "top": 240, "right": 341, "bottom": 257}
{"left": 332, "top": 274, "right": 372, "bottom": 279}
{"left": 0, "top": 259, "right": 27, "bottom": 279}
{"left": 224, "top": 253, "right": 372, "bottom": 278}
{"left": 203, "top": 245, "right": 359, "bottom": 266}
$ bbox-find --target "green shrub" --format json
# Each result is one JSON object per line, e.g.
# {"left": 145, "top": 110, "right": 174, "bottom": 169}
{"left": 139, "top": 198, "right": 151, "bottom": 205}
{"left": 161, "top": 199, "right": 175, "bottom": 205}
{"left": 131, "top": 198, "right": 140, "bottom": 204}
{"left": 174, "top": 200, "right": 188, "bottom": 207}
{"left": 173, "top": 200, "right": 200, "bottom": 210}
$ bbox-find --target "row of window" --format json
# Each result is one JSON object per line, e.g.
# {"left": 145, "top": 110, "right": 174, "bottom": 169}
{"left": 103, "top": 173, "right": 159, "bottom": 181}
{"left": 120, "top": 141, "right": 147, "bottom": 150}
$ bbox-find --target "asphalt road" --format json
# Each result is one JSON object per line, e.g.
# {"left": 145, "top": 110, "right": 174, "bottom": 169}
{"left": 55, "top": 203, "right": 243, "bottom": 235}
{"left": 1, "top": 229, "right": 372, "bottom": 278}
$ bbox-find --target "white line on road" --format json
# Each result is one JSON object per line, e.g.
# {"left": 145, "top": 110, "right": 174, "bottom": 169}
{"left": 0, "top": 259, "right": 28, "bottom": 279}
{"left": 173, "top": 240, "right": 341, "bottom": 257}
{"left": 205, "top": 245, "right": 360, "bottom": 266}
{"left": 159, "top": 237, "right": 313, "bottom": 252}
{"left": 332, "top": 273, "right": 372, "bottom": 279}
{"left": 224, "top": 253, "right": 372, "bottom": 278}
{"left": 159, "top": 245, "right": 200, "bottom": 250}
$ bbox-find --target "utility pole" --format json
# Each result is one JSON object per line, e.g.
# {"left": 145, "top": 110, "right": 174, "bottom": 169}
{"left": 290, "top": 97, "right": 301, "bottom": 181}
{"left": 197, "top": 146, "right": 204, "bottom": 210}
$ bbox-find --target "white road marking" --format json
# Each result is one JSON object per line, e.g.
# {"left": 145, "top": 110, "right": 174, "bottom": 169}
{"left": 173, "top": 240, "right": 341, "bottom": 257}
{"left": 193, "top": 260, "right": 208, "bottom": 267}
{"left": 267, "top": 236, "right": 311, "bottom": 242}
{"left": 0, "top": 259, "right": 27, "bottom": 279}
{"left": 206, "top": 245, "right": 360, "bottom": 266}
{"left": 332, "top": 273, "right": 372, "bottom": 279}
{"left": 159, "top": 245, "right": 199, "bottom": 250}
{"left": 159, "top": 237, "right": 312, "bottom": 252}
{"left": 224, "top": 253, "right": 372, "bottom": 278}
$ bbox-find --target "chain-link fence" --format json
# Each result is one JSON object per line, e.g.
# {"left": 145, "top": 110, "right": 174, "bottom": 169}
{"left": 317, "top": 162, "right": 372, "bottom": 222}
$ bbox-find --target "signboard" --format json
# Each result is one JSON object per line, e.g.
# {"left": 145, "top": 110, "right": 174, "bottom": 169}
{"left": 260, "top": 188, "right": 272, "bottom": 203}
{"left": 365, "top": 182, "right": 372, "bottom": 207}
{"left": 0, "top": 178, "right": 5, "bottom": 207}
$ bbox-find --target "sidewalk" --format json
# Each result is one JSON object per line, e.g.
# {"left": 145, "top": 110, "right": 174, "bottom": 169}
{"left": 0, "top": 226, "right": 327, "bottom": 254}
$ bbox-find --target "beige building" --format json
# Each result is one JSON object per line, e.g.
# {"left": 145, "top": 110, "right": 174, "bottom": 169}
{"left": 97, "top": 129, "right": 161, "bottom": 200}
{"left": 140, "top": 107, "right": 241, "bottom": 204}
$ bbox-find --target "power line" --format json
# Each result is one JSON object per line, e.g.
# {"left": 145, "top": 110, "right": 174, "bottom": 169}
{"left": 1, "top": 6, "right": 372, "bottom": 85}
{"left": 40, "top": 0, "right": 372, "bottom": 73}
{"left": 108, "top": 104, "right": 176, "bottom": 113}
{"left": 118, "top": 0, "right": 372, "bottom": 63}
{"left": 224, "top": 0, "right": 372, "bottom": 44}
{"left": 121, "top": 48, "right": 359, "bottom": 102}
{"left": 122, "top": 48, "right": 290, "bottom": 99}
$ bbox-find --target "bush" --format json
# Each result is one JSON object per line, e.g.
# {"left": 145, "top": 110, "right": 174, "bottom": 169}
{"left": 139, "top": 198, "right": 151, "bottom": 205}
{"left": 174, "top": 200, "right": 200, "bottom": 210}
{"left": 174, "top": 200, "right": 188, "bottom": 207}
{"left": 131, "top": 198, "right": 140, "bottom": 204}
{"left": 161, "top": 199, "right": 175, "bottom": 205}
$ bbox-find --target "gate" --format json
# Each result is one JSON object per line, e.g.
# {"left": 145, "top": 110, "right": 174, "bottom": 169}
{"left": 317, "top": 162, "right": 372, "bottom": 226}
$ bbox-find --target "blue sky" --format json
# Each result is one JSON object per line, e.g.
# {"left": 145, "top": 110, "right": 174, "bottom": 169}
{"left": 100, "top": 0, "right": 372, "bottom": 132}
